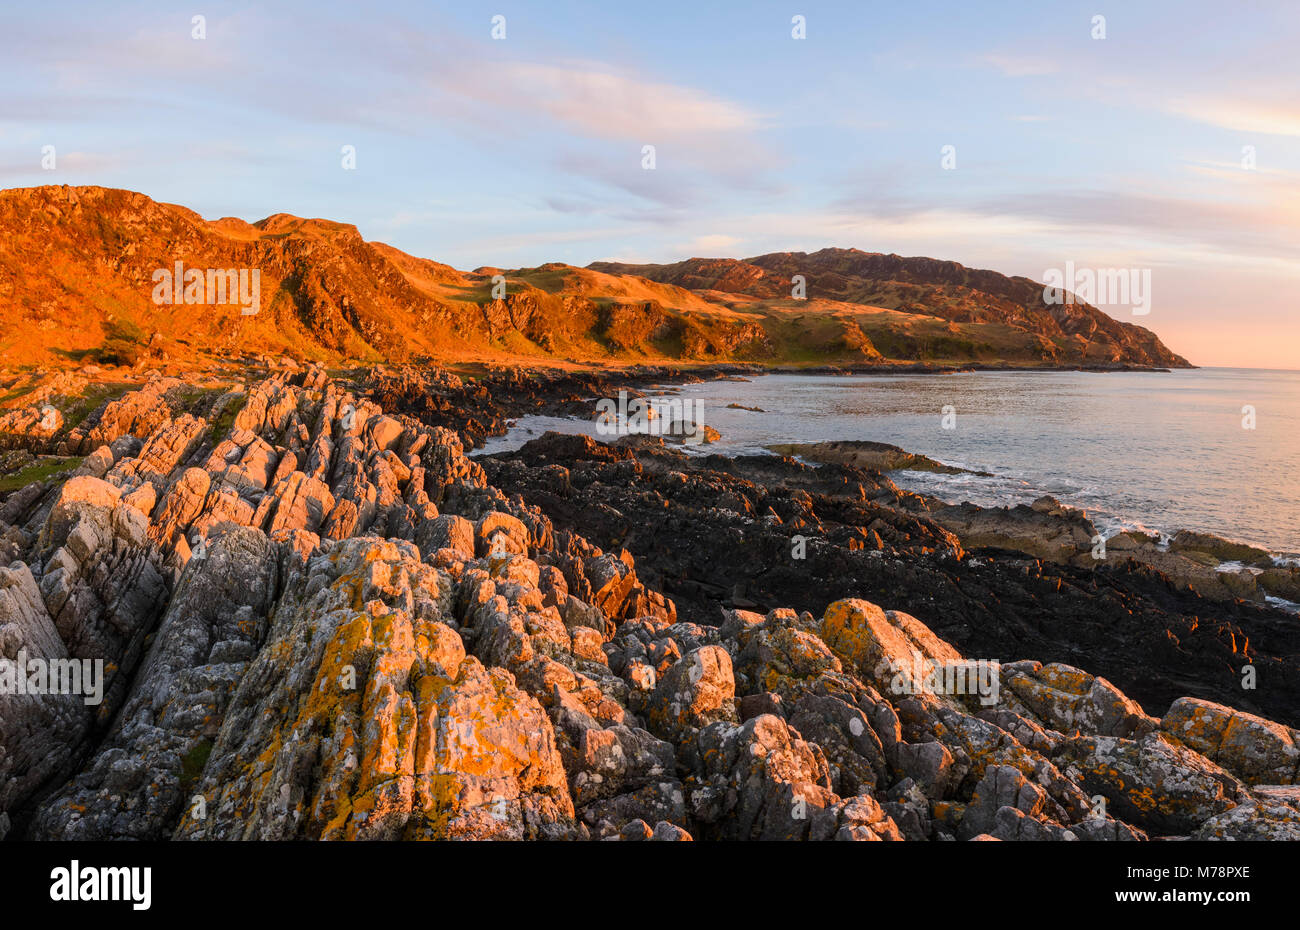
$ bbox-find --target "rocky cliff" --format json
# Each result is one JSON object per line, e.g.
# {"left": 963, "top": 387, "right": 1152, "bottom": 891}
{"left": 1, "top": 363, "right": 1292, "bottom": 842}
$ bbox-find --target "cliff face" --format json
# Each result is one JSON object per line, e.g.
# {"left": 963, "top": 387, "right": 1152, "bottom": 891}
{"left": 0, "top": 185, "right": 1190, "bottom": 369}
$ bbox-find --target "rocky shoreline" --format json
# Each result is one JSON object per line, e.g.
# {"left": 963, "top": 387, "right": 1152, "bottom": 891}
{"left": 0, "top": 360, "right": 1297, "bottom": 841}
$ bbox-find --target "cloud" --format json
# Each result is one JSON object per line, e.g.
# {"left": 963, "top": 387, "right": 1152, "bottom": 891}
{"left": 981, "top": 54, "right": 1059, "bottom": 77}
{"left": 502, "top": 62, "right": 761, "bottom": 139}
{"left": 967, "top": 189, "right": 1300, "bottom": 260}
{"left": 0, "top": 149, "right": 123, "bottom": 180}
{"left": 550, "top": 151, "right": 701, "bottom": 210}
{"left": 1165, "top": 94, "right": 1300, "bottom": 138}
{"left": 682, "top": 234, "right": 741, "bottom": 254}
{"left": 412, "top": 56, "right": 779, "bottom": 199}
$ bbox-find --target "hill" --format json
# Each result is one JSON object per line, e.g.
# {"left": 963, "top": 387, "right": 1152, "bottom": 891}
{"left": 0, "top": 185, "right": 1190, "bottom": 370}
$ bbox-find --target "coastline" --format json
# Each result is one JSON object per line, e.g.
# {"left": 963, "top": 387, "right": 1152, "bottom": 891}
{"left": 434, "top": 364, "right": 1299, "bottom": 612}
{"left": 1, "top": 357, "right": 1297, "bottom": 846}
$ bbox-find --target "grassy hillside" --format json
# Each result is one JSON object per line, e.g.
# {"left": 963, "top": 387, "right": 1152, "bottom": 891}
{"left": 0, "top": 185, "right": 1191, "bottom": 372}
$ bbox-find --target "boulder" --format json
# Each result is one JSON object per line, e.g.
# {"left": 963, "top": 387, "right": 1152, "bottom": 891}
{"left": 1053, "top": 732, "right": 1244, "bottom": 834}
{"left": 647, "top": 645, "right": 736, "bottom": 743}
{"left": 1161, "top": 697, "right": 1299, "bottom": 785}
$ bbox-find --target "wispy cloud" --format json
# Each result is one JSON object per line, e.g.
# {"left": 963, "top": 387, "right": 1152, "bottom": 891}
{"left": 1165, "top": 93, "right": 1300, "bottom": 138}
{"left": 502, "top": 62, "right": 762, "bottom": 138}
{"left": 681, "top": 234, "right": 741, "bottom": 254}
{"left": 981, "top": 54, "right": 1059, "bottom": 77}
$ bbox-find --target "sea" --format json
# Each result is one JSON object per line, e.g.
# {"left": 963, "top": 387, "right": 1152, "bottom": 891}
{"left": 473, "top": 368, "right": 1300, "bottom": 561}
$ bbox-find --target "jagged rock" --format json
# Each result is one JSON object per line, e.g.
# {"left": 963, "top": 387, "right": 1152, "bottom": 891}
{"left": 1001, "top": 661, "right": 1158, "bottom": 739}
{"left": 985, "top": 806, "right": 1078, "bottom": 841}
{"left": 30, "top": 527, "right": 280, "bottom": 840}
{"left": 893, "top": 739, "right": 954, "bottom": 798}
{"left": 175, "top": 538, "right": 571, "bottom": 840}
{"left": 899, "top": 701, "right": 1090, "bottom": 824}
{"left": 739, "top": 691, "right": 784, "bottom": 722}
{"left": 585, "top": 552, "right": 637, "bottom": 617}
{"left": 833, "top": 793, "right": 905, "bottom": 841}
{"left": 684, "top": 713, "right": 840, "bottom": 840}
{"left": 416, "top": 513, "right": 474, "bottom": 560}
{"left": 647, "top": 646, "right": 737, "bottom": 744}
{"left": 367, "top": 415, "right": 404, "bottom": 452}
{"left": 0, "top": 563, "right": 91, "bottom": 818}
{"left": 149, "top": 467, "right": 211, "bottom": 545}
{"left": 256, "top": 471, "right": 335, "bottom": 535}
{"left": 321, "top": 499, "right": 359, "bottom": 541}
{"left": 1161, "top": 697, "right": 1299, "bottom": 785}
{"left": 1053, "top": 731, "right": 1244, "bottom": 834}
{"left": 960, "top": 764, "right": 1053, "bottom": 838}
{"left": 475, "top": 511, "right": 529, "bottom": 557}
{"left": 819, "top": 598, "right": 965, "bottom": 704}
{"left": 36, "top": 472, "right": 169, "bottom": 719}
{"left": 4, "top": 364, "right": 1294, "bottom": 846}
{"left": 650, "top": 820, "right": 692, "bottom": 841}
{"left": 73, "top": 378, "right": 179, "bottom": 453}
{"left": 1194, "top": 785, "right": 1300, "bottom": 840}
{"left": 108, "top": 414, "right": 207, "bottom": 485}
{"left": 568, "top": 725, "right": 676, "bottom": 807}
{"left": 735, "top": 622, "right": 844, "bottom": 701}
{"left": 788, "top": 692, "right": 889, "bottom": 795}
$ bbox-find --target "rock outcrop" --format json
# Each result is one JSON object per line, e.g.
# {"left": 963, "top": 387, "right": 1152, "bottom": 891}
{"left": 0, "top": 367, "right": 1292, "bottom": 843}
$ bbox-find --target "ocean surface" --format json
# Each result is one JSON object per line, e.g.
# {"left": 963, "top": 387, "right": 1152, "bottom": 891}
{"left": 474, "top": 368, "right": 1300, "bottom": 558}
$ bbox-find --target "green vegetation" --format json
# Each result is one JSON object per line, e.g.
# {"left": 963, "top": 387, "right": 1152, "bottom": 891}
{"left": 96, "top": 318, "right": 148, "bottom": 367}
{"left": 178, "top": 738, "right": 214, "bottom": 793}
{"left": 61, "top": 382, "right": 134, "bottom": 431}
{"left": 0, "top": 456, "right": 84, "bottom": 492}
{"left": 0, "top": 383, "right": 38, "bottom": 406}
{"left": 209, "top": 394, "right": 248, "bottom": 444}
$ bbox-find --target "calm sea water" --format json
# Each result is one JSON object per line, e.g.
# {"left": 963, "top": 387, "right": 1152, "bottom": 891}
{"left": 476, "top": 368, "right": 1300, "bottom": 556}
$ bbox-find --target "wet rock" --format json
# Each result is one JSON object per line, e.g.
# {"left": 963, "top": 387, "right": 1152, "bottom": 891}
{"left": 1169, "top": 530, "right": 1272, "bottom": 566}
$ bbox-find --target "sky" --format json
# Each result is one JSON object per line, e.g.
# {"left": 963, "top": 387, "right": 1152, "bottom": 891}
{"left": 1, "top": 1, "right": 1297, "bottom": 368}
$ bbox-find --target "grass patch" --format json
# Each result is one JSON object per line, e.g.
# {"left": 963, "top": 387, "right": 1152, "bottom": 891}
{"left": 0, "top": 384, "right": 38, "bottom": 407}
{"left": 209, "top": 394, "right": 248, "bottom": 444}
{"left": 0, "top": 456, "right": 84, "bottom": 492}
{"left": 178, "top": 738, "right": 214, "bottom": 793}
{"left": 60, "top": 382, "right": 135, "bottom": 431}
